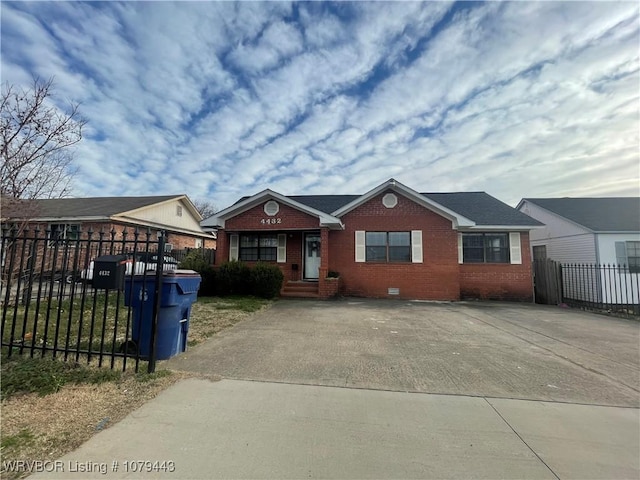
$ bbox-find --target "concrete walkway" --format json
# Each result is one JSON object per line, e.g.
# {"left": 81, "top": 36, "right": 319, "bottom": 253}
{"left": 33, "top": 378, "right": 639, "bottom": 479}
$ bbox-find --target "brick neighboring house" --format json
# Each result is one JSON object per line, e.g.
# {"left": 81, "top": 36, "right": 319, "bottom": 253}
{"left": 2, "top": 195, "right": 215, "bottom": 249}
{"left": 202, "top": 178, "right": 543, "bottom": 301}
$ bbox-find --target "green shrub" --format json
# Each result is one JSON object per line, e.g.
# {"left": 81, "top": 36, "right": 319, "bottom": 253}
{"left": 250, "top": 262, "right": 284, "bottom": 298}
{"left": 178, "top": 249, "right": 210, "bottom": 272}
{"left": 178, "top": 250, "right": 216, "bottom": 296}
{"left": 217, "top": 260, "right": 251, "bottom": 295}
{"left": 199, "top": 266, "right": 217, "bottom": 296}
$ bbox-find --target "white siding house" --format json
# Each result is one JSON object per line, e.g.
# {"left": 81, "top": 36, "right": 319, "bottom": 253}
{"left": 518, "top": 201, "right": 596, "bottom": 263}
{"left": 517, "top": 197, "right": 640, "bottom": 306}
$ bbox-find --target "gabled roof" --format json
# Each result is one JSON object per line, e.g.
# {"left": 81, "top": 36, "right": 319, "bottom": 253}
{"left": 290, "top": 192, "right": 542, "bottom": 227}
{"left": 2, "top": 195, "right": 210, "bottom": 238}
{"left": 204, "top": 179, "right": 542, "bottom": 230}
{"left": 4, "top": 195, "right": 184, "bottom": 219}
{"left": 202, "top": 189, "right": 344, "bottom": 230}
{"left": 520, "top": 197, "right": 640, "bottom": 232}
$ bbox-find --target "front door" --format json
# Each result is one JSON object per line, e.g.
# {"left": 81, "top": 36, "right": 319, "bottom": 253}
{"left": 304, "top": 233, "right": 321, "bottom": 280}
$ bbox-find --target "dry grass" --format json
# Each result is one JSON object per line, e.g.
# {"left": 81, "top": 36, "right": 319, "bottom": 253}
{"left": 1, "top": 371, "right": 186, "bottom": 480}
{"left": 0, "top": 296, "right": 272, "bottom": 480}
{"left": 185, "top": 296, "right": 271, "bottom": 346}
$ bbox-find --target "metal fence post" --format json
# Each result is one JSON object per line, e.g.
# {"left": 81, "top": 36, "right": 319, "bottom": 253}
{"left": 147, "top": 230, "right": 166, "bottom": 374}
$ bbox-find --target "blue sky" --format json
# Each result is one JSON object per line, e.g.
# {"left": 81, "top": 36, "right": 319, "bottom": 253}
{"left": 2, "top": 1, "right": 638, "bottom": 210}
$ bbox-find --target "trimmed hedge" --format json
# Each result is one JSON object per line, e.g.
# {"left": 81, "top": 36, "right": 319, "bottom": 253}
{"left": 178, "top": 250, "right": 216, "bottom": 296}
{"left": 250, "top": 262, "right": 285, "bottom": 299}
{"left": 216, "top": 261, "right": 284, "bottom": 299}
{"left": 179, "top": 253, "right": 284, "bottom": 299}
{"left": 216, "top": 260, "right": 251, "bottom": 296}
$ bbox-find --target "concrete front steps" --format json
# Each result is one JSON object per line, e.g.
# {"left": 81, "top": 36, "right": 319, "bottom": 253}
{"left": 281, "top": 281, "right": 319, "bottom": 298}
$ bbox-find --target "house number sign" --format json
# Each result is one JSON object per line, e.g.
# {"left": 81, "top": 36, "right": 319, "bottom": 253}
{"left": 260, "top": 218, "right": 282, "bottom": 225}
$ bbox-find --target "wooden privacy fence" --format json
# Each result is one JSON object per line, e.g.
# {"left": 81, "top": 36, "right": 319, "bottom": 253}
{"left": 533, "top": 259, "right": 562, "bottom": 305}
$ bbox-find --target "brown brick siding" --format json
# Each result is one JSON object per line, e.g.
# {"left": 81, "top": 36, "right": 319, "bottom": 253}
{"left": 459, "top": 232, "right": 534, "bottom": 301}
{"left": 213, "top": 193, "right": 534, "bottom": 301}
{"left": 328, "top": 191, "right": 460, "bottom": 300}
{"left": 225, "top": 203, "right": 320, "bottom": 231}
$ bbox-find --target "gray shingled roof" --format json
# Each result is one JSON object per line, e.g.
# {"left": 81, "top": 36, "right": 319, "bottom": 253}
{"left": 422, "top": 192, "right": 543, "bottom": 226}
{"left": 5, "top": 196, "right": 181, "bottom": 219}
{"left": 287, "top": 195, "right": 360, "bottom": 214}
{"left": 524, "top": 197, "right": 640, "bottom": 232}
{"left": 288, "top": 192, "right": 542, "bottom": 226}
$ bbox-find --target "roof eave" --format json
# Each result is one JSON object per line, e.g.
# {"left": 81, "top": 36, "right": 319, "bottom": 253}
{"left": 7, "top": 216, "right": 110, "bottom": 222}
{"left": 458, "top": 224, "right": 546, "bottom": 231}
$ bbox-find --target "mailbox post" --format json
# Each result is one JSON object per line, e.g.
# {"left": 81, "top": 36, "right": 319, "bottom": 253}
{"left": 92, "top": 255, "right": 128, "bottom": 290}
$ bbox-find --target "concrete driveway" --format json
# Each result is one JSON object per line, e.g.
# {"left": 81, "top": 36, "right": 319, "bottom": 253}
{"left": 35, "top": 299, "right": 639, "bottom": 479}
{"left": 166, "top": 299, "right": 640, "bottom": 407}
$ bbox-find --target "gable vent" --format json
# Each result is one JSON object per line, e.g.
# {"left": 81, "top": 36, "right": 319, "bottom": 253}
{"left": 382, "top": 193, "right": 398, "bottom": 208}
{"left": 264, "top": 200, "right": 280, "bottom": 216}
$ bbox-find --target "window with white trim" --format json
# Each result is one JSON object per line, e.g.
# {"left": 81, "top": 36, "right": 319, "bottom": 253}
{"left": 356, "top": 230, "right": 422, "bottom": 263}
{"left": 239, "top": 234, "right": 278, "bottom": 261}
{"left": 616, "top": 241, "right": 640, "bottom": 273}
{"left": 366, "top": 232, "right": 411, "bottom": 262}
{"left": 48, "top": 224, "right": 80, "bottom": 246}
{"left": 462, "top": 233, "right": 510, "bottom": 263}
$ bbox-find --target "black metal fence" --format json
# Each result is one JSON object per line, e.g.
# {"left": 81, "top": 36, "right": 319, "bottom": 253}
{"left": 1, "top": 226, "right": 178, "bottom": 372}
{"left": 534, "top": 260, "right": 640, "bottom": 316}
{"left": 172, "top": 247, "right": 216, "bottom": 265}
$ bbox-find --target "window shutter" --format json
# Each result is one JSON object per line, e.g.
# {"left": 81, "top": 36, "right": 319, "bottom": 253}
{"left": 355, "top": 231, "right": 365, "bottom": 262}
{"left": 229, "top": 234, "right": 239, "bottom": 261}
{"left": 509, "top": 232, "right": 522, "bottom": 264}
{"left": 411, "top": 230, "right": 423, "bottom": 263}
{"left": 277, "top": 234, "right": 287, "bottom": 263}
{"left": 615, "top": 242, "right": 627, "bottom": 266}
{"left": 458, "top": 233, "right": 463, "bottom": 264}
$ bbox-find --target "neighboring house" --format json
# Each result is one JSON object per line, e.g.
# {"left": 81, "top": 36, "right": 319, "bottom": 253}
{"left": 2, "top": 195, "right": 215, "bottom": 250}
{"left": 202, "top": 178, "right": 543, "bottom": 301}
{"left": 516, "top": 197, "right": 640, "bottom": 305}
{"left": 516, "top": 197, "right": 640, "bottom": 267}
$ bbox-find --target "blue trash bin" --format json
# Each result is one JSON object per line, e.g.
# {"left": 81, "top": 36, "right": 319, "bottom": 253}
{"left": 124, "top": 270, "right": 201, "bottom": 360}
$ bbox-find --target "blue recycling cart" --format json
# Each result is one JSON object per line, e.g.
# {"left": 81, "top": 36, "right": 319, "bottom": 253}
{"left": 124, "top": 271, "right": 201, "bottom": 360}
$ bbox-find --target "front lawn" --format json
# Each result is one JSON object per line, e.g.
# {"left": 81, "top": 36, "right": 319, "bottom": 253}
{"left": 0, "top": 296, "right": 272, "bottom": 480}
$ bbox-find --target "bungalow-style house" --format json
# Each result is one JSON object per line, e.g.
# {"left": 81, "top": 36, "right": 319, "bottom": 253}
{"left": 2, "top": 195, "right": 214, "bottom": 249}
{"left": 516, "top": 197, "right": 640, "bottom": 305}
{"left": 202, "top": 179, "right": 543, "bottom": 301}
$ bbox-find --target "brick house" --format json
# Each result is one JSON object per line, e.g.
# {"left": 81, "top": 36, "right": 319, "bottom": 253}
{"left": 3, "top": 195, "right": 214, "bottom": 249}
{"left": 202, "top": 179, "right": 542, "bottom": 301}
{"left": 2, "top": 195, "right": 215, "bottom": 282}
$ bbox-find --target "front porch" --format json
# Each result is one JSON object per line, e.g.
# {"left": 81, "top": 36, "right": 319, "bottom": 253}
{"left": 217, "top": 228, "right": 339, "bottom": 299}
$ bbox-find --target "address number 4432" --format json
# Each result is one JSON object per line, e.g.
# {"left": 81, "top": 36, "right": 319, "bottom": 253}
{"left": 260, "top": 218, "right": 282, "bottom": 224}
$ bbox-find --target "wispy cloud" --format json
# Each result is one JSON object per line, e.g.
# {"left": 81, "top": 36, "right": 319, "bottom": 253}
{"left": 2, "top": 1, "right": 638, "bottom": 208}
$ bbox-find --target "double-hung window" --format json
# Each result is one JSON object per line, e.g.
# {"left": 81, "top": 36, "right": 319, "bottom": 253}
{"left": 616, "top": 241, "right": 640, "bottom": 273}
{"left": 462, "top": 233, "right": 510, "bottom": 263}
{"left": 239, "top": 234, "right": 278, "bottom": 261}
{"left": 365, "top": 232, "right": 411, "bottom": 262}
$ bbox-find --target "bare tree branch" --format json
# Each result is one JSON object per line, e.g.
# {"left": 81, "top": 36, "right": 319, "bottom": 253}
{"left": 1, "top": 77, "right": 86, "bottom": 201}
{"left": 193, "top": 199, "right": 218, "bottom": 219}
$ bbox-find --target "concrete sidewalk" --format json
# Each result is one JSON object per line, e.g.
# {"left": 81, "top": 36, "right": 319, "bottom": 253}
{"left": 32, "top": 378, "right": 639, "bottom": 479}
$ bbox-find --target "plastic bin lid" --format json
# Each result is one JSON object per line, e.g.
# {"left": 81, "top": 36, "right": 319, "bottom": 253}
{"left": 164, "top": 269, "right": 200, "bottom": 276}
